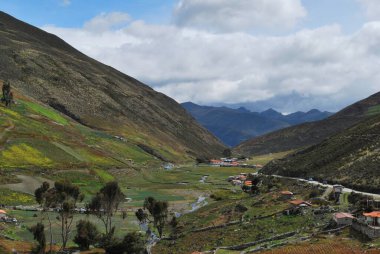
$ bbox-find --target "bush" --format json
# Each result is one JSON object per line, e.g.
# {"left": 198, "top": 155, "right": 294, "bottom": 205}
{"left": 74, "top": 220, "right": 100, "bottom": 251}
{"left": 105, "top": 232, "right": 146, "bottom": 254}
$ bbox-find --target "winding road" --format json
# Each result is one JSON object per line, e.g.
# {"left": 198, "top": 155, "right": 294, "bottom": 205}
{"left": 269, "top": 174, "right": 380, "bottom": 200}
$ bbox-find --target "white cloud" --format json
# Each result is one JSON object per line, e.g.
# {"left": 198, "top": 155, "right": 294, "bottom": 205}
{"left": 42, "top": 11, "right": 380, "bottom": 112}
{"left": 84, "top": 12, "right": 131, "bottom": 32}
{"left": 173, "top": 0, "right": 307, "bottom": 32}
{"left": 358, "top": 0, "right": 380, "bottom": 21}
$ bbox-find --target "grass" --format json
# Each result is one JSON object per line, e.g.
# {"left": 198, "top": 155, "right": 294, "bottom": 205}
{"left": 0, "top": 188, "right": 34, "bottom": 206}
{"left": 246, "top": 150, "right": 295, "bottom": 165}
{"left": 21, "top": 101, "right": 69, "bottom": 125}
{"left": 367, "top": 105, "right": 380, "bottom": 116}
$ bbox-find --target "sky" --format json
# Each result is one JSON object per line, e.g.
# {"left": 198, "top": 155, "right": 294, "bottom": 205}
{"left": 1, "top": 0, "right": 380, "bottom": 113}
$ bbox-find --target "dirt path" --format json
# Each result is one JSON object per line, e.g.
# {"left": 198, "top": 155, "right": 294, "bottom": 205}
{"left": 2, "top": 175, "right": 54, "bottom": 195}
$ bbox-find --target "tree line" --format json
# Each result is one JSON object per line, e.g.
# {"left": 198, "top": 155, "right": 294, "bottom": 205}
{"left": 30, "top": 180, "right": 171, "bottom": 254}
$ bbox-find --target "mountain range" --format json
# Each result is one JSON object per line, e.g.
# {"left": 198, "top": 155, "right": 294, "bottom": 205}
{"left": 182, "top": 102, "right": 332, "bottom": 146}
{"left": 234, "top": 91, "right": 380, "bottom": 156}
{"left": 0, "top": 11, "right": 225, "bottom": 165}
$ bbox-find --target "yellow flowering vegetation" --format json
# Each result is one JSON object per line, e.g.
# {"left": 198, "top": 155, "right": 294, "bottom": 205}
{"left": 1, "top": 144, "right": 53, "bottom": 167}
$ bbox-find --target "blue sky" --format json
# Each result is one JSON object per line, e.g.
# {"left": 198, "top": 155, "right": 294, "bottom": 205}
{"left": 1, "top": 0, "right": 380, "bottom": 113}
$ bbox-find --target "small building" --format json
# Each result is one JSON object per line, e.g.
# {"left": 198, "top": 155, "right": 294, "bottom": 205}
{"left": 363, "top": 211, "right": 380, "bottom": 227}
{"left": 210, "top": 160, "right": 222, "bottom": 166}
{"left": 352, "top": 211, "right": 380, "bottom": 238}
{"left": 280, "top": 191, "right": 294, "bottom": 200}
{"left": 289, "top": 200, "right": 312, "bottom": 207}
{"left": 0, "top": 210, "right": 6, "bottom": 219}
{"left": 333, "top": 184, "right": 344, "bottom": 193}
{"left": 333, "top": 212, "right": 354, "bottom": 225}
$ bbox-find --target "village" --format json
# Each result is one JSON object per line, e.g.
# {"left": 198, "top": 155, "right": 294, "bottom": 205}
{"left": 225, "top": 169, "right": 380, "bottom": 241}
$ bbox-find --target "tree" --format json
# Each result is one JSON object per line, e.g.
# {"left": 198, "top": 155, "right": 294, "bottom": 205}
{"left": 143, "top": 197, "right": 168, "bottom": 238}
{"left": 105, "top": 232, "right": 145, "bottom": 254}
{"left": 222, "top": 149, "right": 232, "bottom": 158}
{"left": 35, "top": 181, "right": 83, "bottom": 250}
{"left": 74, "top": 220, "right": 100, "bottom": 251}
{"left": 169, "top": 216, "right": 178, "bottom": 238}
{"left": 34, "top": 182, "right": 53, "bottom": 253}
{"left": 29, "top": 223, "right": 46, "bottom": 254}
{"left": 1, "top": 80, "right": 12, "bottom": 107}
{"left": 88, "top": 181, "right": 125, "bottom": 242}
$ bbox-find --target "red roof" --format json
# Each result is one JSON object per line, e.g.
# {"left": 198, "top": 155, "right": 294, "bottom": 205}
{"left": 0, "top": 210, "right": 6, "bottom": 214}
{"left": 334, "top": 212, "right": 354, "bottom": 219}
{"left": 289, "top": 200, "right": 311, "bottom": 206}
{"left": 363, "top": 211, "right": 380, "bottom": 218}
{"left": 280, "top": 191, "right": 293, "bottom": 195}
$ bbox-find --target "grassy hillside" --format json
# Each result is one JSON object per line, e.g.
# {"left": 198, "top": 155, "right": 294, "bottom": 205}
{"left": 234, "top": 92, "right": 380, "bottom": 156}
{"left": 0, "top": 93, "right": 161, "bottom": 170}
{"left": 0, "top": 11, "right": 225, "bottom": 161}
{"left": 262, "top": 112, "right": 380, "bottom": 193}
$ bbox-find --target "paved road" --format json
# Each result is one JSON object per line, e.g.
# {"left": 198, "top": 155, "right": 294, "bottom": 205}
{"left": 270, "top": 174, "right": 380, "bottom": 200}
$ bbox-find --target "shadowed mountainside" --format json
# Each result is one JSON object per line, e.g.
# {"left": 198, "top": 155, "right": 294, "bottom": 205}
{"left": 262, "top": 111, "right": 380, "bottom": 193}
{"left": 0, "top": 11, "right": 225, "bottom": 161}
{"left": 182, "top": 102, "right": 332, "bottom": 146}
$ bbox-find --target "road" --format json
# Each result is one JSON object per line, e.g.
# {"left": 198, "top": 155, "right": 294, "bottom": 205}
{"left": 270, "top": 174, "right": 380, "bottom": 201}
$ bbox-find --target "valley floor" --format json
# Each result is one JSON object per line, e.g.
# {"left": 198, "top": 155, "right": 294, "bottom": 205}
{"left": 0, "top": 153, "right": 380, "bottom": 253}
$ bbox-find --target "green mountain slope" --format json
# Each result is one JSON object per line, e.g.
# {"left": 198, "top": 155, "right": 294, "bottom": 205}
{"left": 0, "top": 11, "right": 225, "bottom": 162}
{"left": 234, "top": 91, "right": 380, "bottom": 156}
{"left": 261, "top": 111, "right": 380, "bottom": 193}
{"left": 0, "top": 93, "right": 162, "bottom": 169}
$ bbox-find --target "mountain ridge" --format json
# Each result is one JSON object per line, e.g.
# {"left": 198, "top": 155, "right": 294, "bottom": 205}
{"left": 0, "top": 11, "right": 225, "bottom": 161}
{"left": 182, "top": 102, "right": 332, "bottom": 146}
{"left": 234, "top": 91, "right": 380, "bottom": 156}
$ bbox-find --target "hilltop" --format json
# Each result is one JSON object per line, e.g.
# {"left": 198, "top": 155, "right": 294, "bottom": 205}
{"left": 182, "top": 102, "right": 332, "bottom": 146}
{"left": 262, "top": 111, "right": 380, "bottom": 193}
{"left": 0, "top": 11, "right": 225, "bottom": 162}
{"left": 234, "top": 91, "right": 380, "bottom": 156}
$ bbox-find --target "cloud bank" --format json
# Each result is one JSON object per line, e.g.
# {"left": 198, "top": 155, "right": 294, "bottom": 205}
{"left": 43, "top": 1, "right": 380, "bottom": 112}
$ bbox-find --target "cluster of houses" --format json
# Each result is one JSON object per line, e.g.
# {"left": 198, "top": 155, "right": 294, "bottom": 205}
{"left": 227, "top": 173, "right": 257, "bottom": 189}
{"left": 210, "top": 158, "right": 262, "bottom": 168}
{"left": 0, "top": 210, "right": 17, "bottom": 223}
{"left": 332, "top": 211, "right": 380, "bottom": 239}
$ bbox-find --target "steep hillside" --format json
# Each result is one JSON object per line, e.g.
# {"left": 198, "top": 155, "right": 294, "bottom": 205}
{"left": 262, "top": 112, "right": 380, "bottom": 193}
{"left": 0, "top": 11, "right": 225, "bottom": 161}
{"left": 182, "top": 102, "right": 332, "bottom": 146}
{"left": 0, "top": 92, "right": 161, "bottom": 169}
{"left": 234, "top": 91, "right": 380, "bottom": 156}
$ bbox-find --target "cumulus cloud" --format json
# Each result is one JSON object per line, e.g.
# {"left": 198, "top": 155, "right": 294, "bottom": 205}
{"left": 357, "top": 0, "right": 380, "bottom": 21}
{"left": 42, "top": 10, "right": 380, "bottom": 113}
{"left": 173, "top": 0, "right": 307, "bottom": 32}
{"left": 84, "top": 12, "right": 131, "bottom": 32}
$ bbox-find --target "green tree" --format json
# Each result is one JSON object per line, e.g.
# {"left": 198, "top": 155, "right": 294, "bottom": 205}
{"left": 88, "top": 181, "right": 125, "bottom": 242}
{"left": 222, "top": 149, "right": 232, "bottom": 158}
{"left": 143, "top": 197, "right": 169, "bottom": 238}
{"left": 74, "top": 220, "right": 100, "bottom": 251}
{"left": 34, "top": 182, "right": 53, "bottom": 253}
{"left": 105, "top": 232, "right": 145, "bottom": 254}
{"left": 35, "top": 181, "right": 83, "bottom": 250}
{"left": 29, "top": 223, "right": 46, "bottom": 254}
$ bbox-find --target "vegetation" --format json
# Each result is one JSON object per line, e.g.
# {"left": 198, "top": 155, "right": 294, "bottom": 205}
{"left": 88, "top": 181, "right": 125, "bottom": 243}
{"left": 262, "top": 113, "right": 380, "bottom": 193}
{"left": 73, "top": 220, "right": 100, "bottom": 251}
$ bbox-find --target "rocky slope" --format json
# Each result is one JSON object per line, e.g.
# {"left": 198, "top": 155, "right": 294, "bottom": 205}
{"left": 0, "top": 11, "right": 225, "bottom": 161}
{"left": 234, "top": 92, "right": 380, "bottom": 156}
